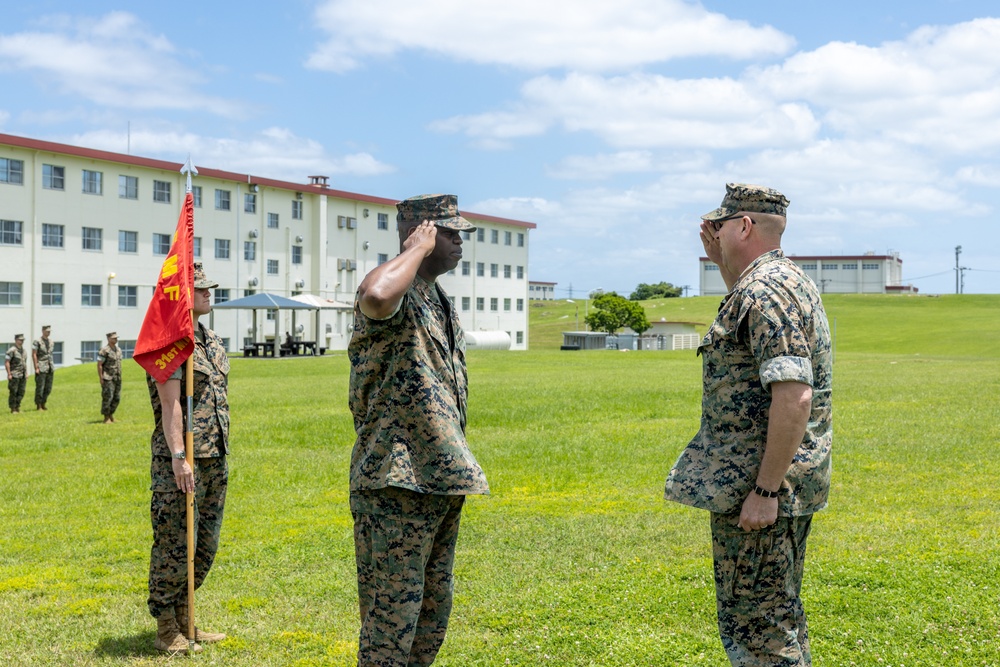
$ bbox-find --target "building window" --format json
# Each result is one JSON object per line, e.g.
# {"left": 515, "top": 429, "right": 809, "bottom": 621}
{"left": 193, "top": 237, "right": 202, "bottom": 258}
{"left": 267, "top": 259, "right": 279, "bottom": 275}
{"left": 268, "top": 212, "right": 279, "bottom": 229}
{"left": 477, "top": 262, "right": 485, "bottom": 277}
{"left": 801, "top": 263, "right": 817, "bottom": 270}
{"left": 822, "top": 263, "right": 838, "bottom": 270}
{"left": 153, "top": 233, "right": 172, "bottom": 255}
{"left": 517, "top": 298, "right": 524, "bottom": 312}
{"left": 244, "top": 241, "right": 256, "bottom": 261}
{"left": 377, "top": 212, "right": 389, "bottom": 230}
{"left": 81, "top": 284, "right": 102, "bottom": 307}
{"left": 153, "top": 180, "right": 171, "bottom": 203}
{"left": 462, "top": 296, "right": 470, "bottom": 311}
{"left": 82, "top": 169, "right": 102, "bottom": 195}
{"left": 516, "top": 331, "right": 524, "bottom": 345}
{"left": 490, "top": 297, "right": 498, "bottom": 311}
{"left": 82, "top": 227, "right": 103, "bottom": 251}
{"left": 292, "top": 200, "right": 303, "bottom": 220}
{"left": 517, "top": 232, "right": 524, "bottom": 247}
{"left": 504, "top": 231, "right": 512, "bottom": 246}
{"left": 0, "top": 282, "right": 23, "bottom": 306}
{"left": 244, "top": 193, "right": 256, "bottom": 213}
{"left": 490, "top": 230, "right": 498, "bottom": 244}
{"left": 377, "top": 253, "right": 389, "bottom": 266}
{"left": 504, "top": 265, "right": 512, "bottom": 279}
{"left": 476, "top": 297, "right": 484, "bottom": 311}
{"left": 461, "top": 261, "right": 470, "bottom": 276}
{"left": 51, "top": 342, "right": 63, "bottom": 365}
{"left": 490, "top": 263, "right": 499, "bottom": 278}
{"left": 266, "top": 310, "right": 275, "bottom": 321}
{"left": 214, "top": 288, "right": 230, "bottom": 303}
{"left": 192, "top": 185, "right": 202, "bottom": 207}
{"left": 504, "top": 298, "right": 511, "bottom": 311}
{"left": 704, "top": 264, "right": 719, "bottom": 271}
{"left": 215, "top": 189, "right": 231, "bottom": 211}
{"left": 118, "top": 340, "right": 136, "bottom": 359}
{"left": 119, "top": 175, "right": 138, "bottom": 199}
{"left": 215, "top": 239, "right": 230, "bottom": 259}
{"left": 0, "top": 158, "right": 24, "bottom": 185}
{"left": 118, "top": 285, "right": 137, "bottom": 307}
{"left": 477, "top": 228, "right": 485, "bottom": 242}
{"left": 292, "top": 246, "right": 302, "bottom": 265}
{"left": 243, "top": 289, "right": 256, "bottom": 297}
{"left": 41, "top": 283, "right": 63, "bottom": 307}
{"left": 43, "top": 164, "right": 65, "bottom": 190}
{"left": 0, "top": 219, "right": 23, "bottom": 245}
{"left": 863, "top": 263, "right": 879, "bottom": 270}
{"left": 80, "top": 341, "right": 101, "bottom": 362}
{"left": 842, "top": 263, "right": 858, "bottom": 270}
{"left": 40, "top": 224, "right": 64, "bottom": 249}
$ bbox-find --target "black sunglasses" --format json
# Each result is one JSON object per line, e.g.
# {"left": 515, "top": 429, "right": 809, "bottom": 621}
{"left": 707, "top": 213, "right": 755, "bottom": 232}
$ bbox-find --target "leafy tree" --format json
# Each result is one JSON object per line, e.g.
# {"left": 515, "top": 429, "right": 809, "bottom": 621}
{"left": 629, "top": 281, "right": 683, "bottom": 300}
{"left": 585, "top": 292, "right": 650, "bottom": 338}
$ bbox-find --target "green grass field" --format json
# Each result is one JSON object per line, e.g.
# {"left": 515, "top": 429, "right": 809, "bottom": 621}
{"left": 1, "top": 294, "right": 998, "bottom": 666}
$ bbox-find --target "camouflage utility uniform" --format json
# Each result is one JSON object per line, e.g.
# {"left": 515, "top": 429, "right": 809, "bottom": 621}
{"left": 5, "top": 344, "right": 27, "bottom": 411}
{"left": 32, "top": 337, "right": 54, "bottom": 408}
{"left": 98, "top": 343, "right": 123, "bottom": 418}
{"left": 665, "top": 249, "right": 832, "bottom": 666}
{"left": 146, "top": 322, "right": 230, "bottom": 619}
{"left": 349, "top": 276, "right": 489, "bottom": 667}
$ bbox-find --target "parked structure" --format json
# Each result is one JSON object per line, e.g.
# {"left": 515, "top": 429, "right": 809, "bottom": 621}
{"left": 0, "top": 133, "right": 537, "bottom": 370}
{"left": 699, "top": 252, "right": 918, "bottom": 296}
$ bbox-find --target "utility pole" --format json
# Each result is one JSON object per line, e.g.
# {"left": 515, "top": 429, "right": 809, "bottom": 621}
{"left": 955, "top": 245, "right": 962, "bottom": 294}
{"left": 682, "top": 285, "right": 691, "bottom": 297}
{"left": 568, "top": 283, "right": 573, "bottom": 299}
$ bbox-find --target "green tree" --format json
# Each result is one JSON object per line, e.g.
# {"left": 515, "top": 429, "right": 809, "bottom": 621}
{"left": 585, "top": 292, "right": 650, "bottom": 340}
{"left": 629, "top": 281, "right": 683, "bottom": 300}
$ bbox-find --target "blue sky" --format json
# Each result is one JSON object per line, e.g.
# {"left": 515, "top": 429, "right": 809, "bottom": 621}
{"left": 2, "top": 0, "right": 999, "bottom": 296}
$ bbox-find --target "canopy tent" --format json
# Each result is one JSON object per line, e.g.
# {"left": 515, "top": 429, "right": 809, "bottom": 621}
{"left": 288, "top": 295, "right": 353, "bottom": 347}
{"left": 212, "top": 293, "right": 314, "bottom": 357}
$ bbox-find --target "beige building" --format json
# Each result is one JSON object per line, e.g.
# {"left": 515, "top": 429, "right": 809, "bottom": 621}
{"left": 699, "top": 252, "right": 917, "bottom": 296}
{"left": 0, "top": 133, "right": 537, "bottom": 369}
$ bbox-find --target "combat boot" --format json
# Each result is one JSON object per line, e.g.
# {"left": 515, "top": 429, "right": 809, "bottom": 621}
{"left": 155, "top": 615, "right": 202, "bottom": 653}
{"left": 176, "top": 604, "right": 227, "bottom": 643}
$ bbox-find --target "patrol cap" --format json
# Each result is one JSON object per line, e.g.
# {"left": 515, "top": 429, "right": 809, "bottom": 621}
{"left": 42, "top": 325, "right": 51, "bottom": 331}
{"left": 396, "top": 194, "right": 476, "bottom": 232}
{"left": 14, "top": 333, "right": 24, "bottom": 340}
{"left": 106, "top": 331, "right": 118, "bottom": 339}
{"left": 193, "top": 262, "right": 219, "bottom": 289}
{"left": 702, "top": 183, "right": 790, "bottom": 221}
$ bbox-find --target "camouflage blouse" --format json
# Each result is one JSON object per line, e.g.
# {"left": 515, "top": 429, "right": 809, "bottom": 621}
{"left": 32, "top": 338, "right": 54, "bottom": 373}
{"left": 349, "top": 276, "right": 489, "bottom": 495}
{"left": 147, "top": 323, "right": 230, "bottom": 462}
{"left": 5, "top": 346, "right": 27, "bottom": 378}
{"left": 665, "top": 249, "right": 833, "bottom": 516}
{"left": 98, "top": 344, "right": 122, "bottom": 380}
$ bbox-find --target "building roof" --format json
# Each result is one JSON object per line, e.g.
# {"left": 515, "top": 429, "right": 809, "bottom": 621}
{"left": 0, "top": 132, "right": 537, "bottom": 229}
{"left": 528, "top": 280, "right": 558, "bottom": 285}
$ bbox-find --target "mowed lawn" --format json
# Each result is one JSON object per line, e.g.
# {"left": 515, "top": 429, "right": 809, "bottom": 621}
{"left": 1, "top": 294, "right": 998, "bottom": 666}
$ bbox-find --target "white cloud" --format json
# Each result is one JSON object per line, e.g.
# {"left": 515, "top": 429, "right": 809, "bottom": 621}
{"left": 306, "top": 0, "right": 794, "bottom": 72}
{"left": 0, "top": 12, "right": 243, "bottom": 117}
{"left": 70, "top": 126, "right": 395, "bottom": 182}
{"left": 547, "top": 150, "right": 713, "bottom": 180}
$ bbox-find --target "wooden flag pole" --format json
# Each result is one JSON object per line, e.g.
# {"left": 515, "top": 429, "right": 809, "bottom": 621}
{"left": 184, "top": 317, "right": 196, "bottom": 654}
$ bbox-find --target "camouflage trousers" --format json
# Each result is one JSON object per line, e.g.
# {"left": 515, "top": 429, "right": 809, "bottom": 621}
{"left": 148, "top": 456, "right": 228, "bottom": 619}
{"left": 8, "top": 376, "right": 25, "bottom": 410}
{"left": 351, "top": 486, "right": 466, "bottom": 667}
{"left": 711, "top": 511, "right": 813, "bottom": 667}
{"left": 101, "top": 377, "right": 121, "bottom": 417}
{"left": 34, "top": 371, "right": 53, "bottom": 406}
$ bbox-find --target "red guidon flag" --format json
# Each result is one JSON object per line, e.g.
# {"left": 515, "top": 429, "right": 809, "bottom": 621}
{"left": 134, "top": 192, "right": 195, "bottom": 383}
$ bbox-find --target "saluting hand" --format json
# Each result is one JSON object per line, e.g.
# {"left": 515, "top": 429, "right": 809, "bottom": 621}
{"left": 404, "top": 220, "right": 438, "bottom": 257}
{"left": 699, "top": 220, "right": 724, "bottom": 266}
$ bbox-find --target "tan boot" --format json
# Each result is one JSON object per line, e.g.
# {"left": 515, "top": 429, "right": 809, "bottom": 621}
{"left": 175, "top": 604, "right": 226, "bottom": 643}
{"left": 155, "top": 615, "right": 202, "bottom": 653}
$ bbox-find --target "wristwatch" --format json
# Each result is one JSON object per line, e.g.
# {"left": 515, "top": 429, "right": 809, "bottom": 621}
{"left": 753, "top": 484, "right": 779, "bottom": 498}
{"left": 172, "top": 451, "right": 186, "bottom": 460}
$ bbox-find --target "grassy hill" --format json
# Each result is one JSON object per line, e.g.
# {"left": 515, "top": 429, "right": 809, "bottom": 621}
{"left": 0, "top": 294, "right": 998, "bottom": 665}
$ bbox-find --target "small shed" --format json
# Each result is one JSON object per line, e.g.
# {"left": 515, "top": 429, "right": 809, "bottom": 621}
{"left": 624, "top": 319, "right": 704, "bottom": 351}
{"left": 561, "top": 331, "right": 608, "bottom": 350}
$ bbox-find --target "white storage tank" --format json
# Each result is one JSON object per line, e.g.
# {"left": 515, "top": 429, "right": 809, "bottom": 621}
{"left": 465, "top": 331, "right": 512, "bottom": 350}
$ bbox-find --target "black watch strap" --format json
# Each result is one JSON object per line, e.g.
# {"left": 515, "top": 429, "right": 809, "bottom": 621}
{"left": 753, "top": 484, "right": 779, "bottom": 498}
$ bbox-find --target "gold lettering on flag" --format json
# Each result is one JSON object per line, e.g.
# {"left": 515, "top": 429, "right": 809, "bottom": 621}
{"left": 161, "top": 254, "right": 178, "bottom": 279}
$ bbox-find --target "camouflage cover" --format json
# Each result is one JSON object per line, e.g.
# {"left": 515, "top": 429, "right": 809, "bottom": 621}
{"left": 396, "top": 194, "right": 476, "bottom": 232}
{"left": 702, "top": 183, "right": 790, "bottom": 221}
